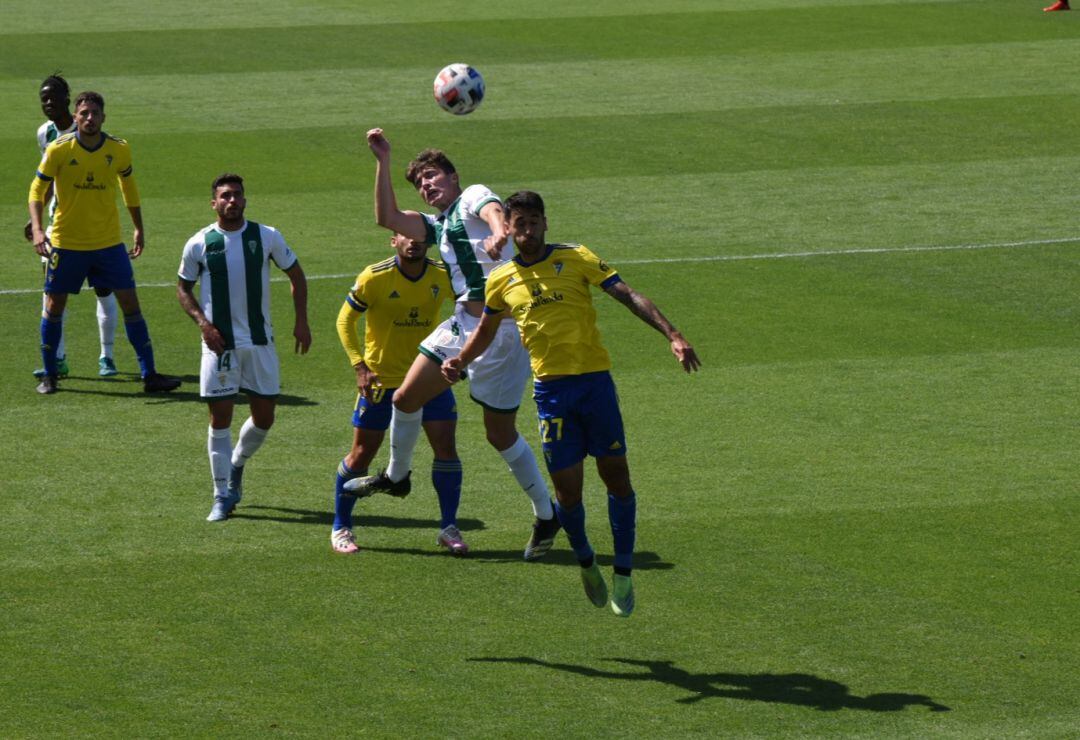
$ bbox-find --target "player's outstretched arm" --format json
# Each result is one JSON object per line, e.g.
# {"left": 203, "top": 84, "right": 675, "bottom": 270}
{"left": 284, "top": 262, "right": 311, "bottom": 354}
{"left": 366, "top": 128, "right": 428, "bottom": 243}
{"left": 604, "top": 281, "right": 701, "bottom": 373}
{"left": 177, "top": 278, "right": 227, "bottom": 355}
{"left": 442, "top": 310, "right": 501, "bottom": 383}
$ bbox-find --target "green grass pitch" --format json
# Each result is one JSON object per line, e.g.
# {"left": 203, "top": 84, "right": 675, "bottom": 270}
{"left": 1, "top": 0, "right": 1078, "bottom": 736}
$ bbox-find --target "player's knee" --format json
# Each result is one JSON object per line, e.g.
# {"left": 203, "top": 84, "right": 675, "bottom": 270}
{"left": 391, "top": 390, "right": 421, "bottom": 414}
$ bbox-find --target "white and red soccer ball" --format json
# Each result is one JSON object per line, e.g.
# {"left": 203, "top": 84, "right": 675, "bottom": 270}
{"left": 433, "top": 63, "right": 485, "bottom": 115}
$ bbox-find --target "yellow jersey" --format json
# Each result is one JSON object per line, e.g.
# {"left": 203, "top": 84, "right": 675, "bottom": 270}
{"left": 484, "top": 244, "right": 621, "bottom": 378}
{"left": 337, "top": 256, "right": 453, "bottom": 388}
{"left": 29, "top": 131, "right": 140, "bottom": 251}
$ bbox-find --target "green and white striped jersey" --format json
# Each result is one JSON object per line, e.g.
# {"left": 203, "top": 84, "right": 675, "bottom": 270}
{"left": 178, "top": 220, "right": 298, "bottom": 350}
{"left": 421, "top": 183, "right": 504, "bottom": 302}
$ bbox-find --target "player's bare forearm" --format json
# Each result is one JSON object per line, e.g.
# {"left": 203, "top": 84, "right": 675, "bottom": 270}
{"left": 459, "top": 313, "right": 500, "bottom": 365}
{"left": 606, "top": 282, "right": 701, "bottom": 372}
{"left": 479, "top": 202, "right": 509, "bottom": 259}
{"left": 444, "top": 312, "right": 500, "bottom": 382}
{"left": 178, "top": 278, "right": 226, "bottom": 354}
{"left": 127, "top": 206, "right": 144, "bottom": 258}
{"left": 28, "top": 204, "right": 50, "bottom": 255}
{"left": 286, "top": 263, "right": 312, "bottom": 353}
{"left": 372, "top": 159, "right": 427, "bottom": 242}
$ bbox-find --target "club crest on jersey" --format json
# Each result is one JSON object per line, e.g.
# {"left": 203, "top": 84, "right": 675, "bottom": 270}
{"left": 106, "top": 154, "right": 113, "bottom": 166}
{"left": 247, "top": 240, "right": 258, "bottom": 254}
{"left": 430, "top": 286, "right": 440, "bottom": 298}
{"left": 389, "top": 290, "right": 400, "bottom": 299}
{"left": 599, "top": 260, "right": 610, "bottom": 272}
{"left": 553, "top": 261, "right": 564, "bottom": 275}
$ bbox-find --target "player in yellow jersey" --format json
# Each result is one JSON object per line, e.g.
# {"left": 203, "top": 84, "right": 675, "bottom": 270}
{"left": 444, "top": 191, "right": 700, "bottom": 617}
{"left": 332, "top": 234, "right": 464, "bottom": 554}
{"left": 25, "top": 74, "right": 122, "bottom": 381}
{"left": 28, "top": 91, "right": 179, "bottom": 395}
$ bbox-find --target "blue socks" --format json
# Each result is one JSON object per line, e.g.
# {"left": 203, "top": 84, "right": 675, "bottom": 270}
{"left": 554, "top": 498, "right": 594, "bottom": 565}
{"left": 554, "top": 492, "right": 636, "bottom": 573}
{"left": 609, "top": 492, "right": 636, "bottom": 575}
{"left": 333, "top": 459, "right": 366, "bottom": 531}
{"left": 123, "top": 312, "right": 155, "bottom": 377}
{"left": 431, "top": 458, "right": 463, "bottom": 529}
{"left": 40, "top": 312, "right": 63, "bottom": 376}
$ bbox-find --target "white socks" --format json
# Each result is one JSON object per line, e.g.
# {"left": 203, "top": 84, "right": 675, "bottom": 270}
{"left": 386, "top": 407, "right": 423, "bottom": 482}
{"left": 97, "top": 293, "right": 118, "bottom": 359}
{"left": 208, "top": 426, "right": 232, "bottom": 496}
{"left": 232, "top": 417, "right": 269, "bottom": 468}
{"left": 500, "top": 434, "right": 553, "bottom": 519}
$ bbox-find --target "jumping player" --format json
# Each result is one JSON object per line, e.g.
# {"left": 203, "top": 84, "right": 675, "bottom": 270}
{"left": 443, "top": 191, "right": 701, "bottom": 617}
{"left": 345, "top": 129, "right": 559, "bottom": 560}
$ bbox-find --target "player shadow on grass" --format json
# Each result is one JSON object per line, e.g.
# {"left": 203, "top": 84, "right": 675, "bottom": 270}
{"left": 232, "top": 504, "right": 484, "bottom": 531}
{"left": 44, "top": 374, "right": 316, "bottom": 408}
{"left": 231, "top": 506, "right": 672, "bottom": 568}
{"left": 469, "top": 657, "right": 950, "bottom": 712}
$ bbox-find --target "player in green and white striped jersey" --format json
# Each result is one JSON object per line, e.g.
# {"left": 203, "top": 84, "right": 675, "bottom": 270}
{"left": 177, "top": 174, "right": 311, "bottom": 523}
{"left": 344, "top": 129, "right": 559, "bottom": 560}
{"left": 27, "top": 74, "right": 122, "bottom": 380}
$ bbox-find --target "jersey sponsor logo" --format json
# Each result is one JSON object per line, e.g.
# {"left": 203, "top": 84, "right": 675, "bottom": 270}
{"left": 525, "top": 285, "right": 565, "bottom": 310}
{"left": 393, "top": 307, "right": 434, "bottom": 330}
{"left": 598, "top": 260, "right": 611, "bottom": 273}
{"left": 75, "top": 172, "right": 106, "bottom": 191}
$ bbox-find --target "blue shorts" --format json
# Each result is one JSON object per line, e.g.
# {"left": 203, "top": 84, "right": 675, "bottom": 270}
{"left": 353, "top": 386, "right": 457, "bottom": 430}
{"left": 44, "top": 244, "right": 136, "bottom": 294}
{"left": 533, "top": 371, "right": 627, "bottom": 473}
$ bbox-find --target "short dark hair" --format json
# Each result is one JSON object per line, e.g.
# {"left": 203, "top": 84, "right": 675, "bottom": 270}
{"left": 211, "top": 173, "right": 244, "bottom": 194}
{"left": 40, "top": 73, "right": 69, "bottom": 95}
{"left": 74, "top": 91, "right": 105, "bottom": 112}
{"left": 405, "top": 149, "right": 456, "bottom": 187}
{"left": 504, "top": 190, "right": 546, "bottom": 217}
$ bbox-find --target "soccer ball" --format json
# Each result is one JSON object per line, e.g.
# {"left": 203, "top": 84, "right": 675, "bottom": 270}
{"left": 433, "top": 63, "right": 485, "bottom": 115}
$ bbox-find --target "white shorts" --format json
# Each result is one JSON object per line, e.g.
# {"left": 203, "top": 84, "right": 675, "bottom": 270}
{"left": 200, "top": 344, "right": 280, "bottom": 399}
{"left": 419, "top": 302, "right": 531, "bottom": 412}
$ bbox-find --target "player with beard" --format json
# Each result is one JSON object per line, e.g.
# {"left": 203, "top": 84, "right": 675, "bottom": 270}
{"left": 28, "top": 90, "right": 179, "bottom": 395}
{"left": 177, "top": 174, "right": 311, "bottom": 522}
{"left": 342, "top": 129, "right": 559, "bottom": 560}
{"left": 443, "top": 191, "right": 701, "bottom": 617}
{"left": 331, "top": 233, "right": 458, "bottom": 554}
